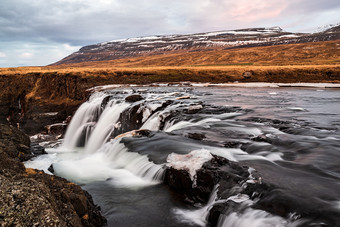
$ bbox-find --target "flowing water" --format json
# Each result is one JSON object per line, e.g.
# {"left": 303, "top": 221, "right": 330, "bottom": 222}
{"left": 25, "top": 84, "right": 340, "bottom": 226}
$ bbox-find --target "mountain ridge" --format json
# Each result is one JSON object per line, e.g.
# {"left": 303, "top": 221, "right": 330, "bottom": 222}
{"left": 53, "top": 24, "right": 340, "bottom": 65}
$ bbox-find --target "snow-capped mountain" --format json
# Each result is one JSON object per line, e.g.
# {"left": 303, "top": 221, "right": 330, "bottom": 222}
{"left": 54, "top": 25, "right": 340, "bottom": 65}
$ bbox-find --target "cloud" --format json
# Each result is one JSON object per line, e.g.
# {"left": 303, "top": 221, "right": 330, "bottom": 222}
{"left": 0, "top": 41, "right": 81, "bottom": 67}
{"left": 0, "top": 52, "right": 6, "bottom": 58}
{"left": 20, "top": 53, "right": 33, "bottom": 59}
{"left": 0, "top": 0, "right": 339, "bottom": 67}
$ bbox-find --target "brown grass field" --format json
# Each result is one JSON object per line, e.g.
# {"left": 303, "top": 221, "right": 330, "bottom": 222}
{"left": 0, "top": 40, "right": 339, "bottom": 85}
{"left": 0, "top": 40, "right": 339, "bottom": 123}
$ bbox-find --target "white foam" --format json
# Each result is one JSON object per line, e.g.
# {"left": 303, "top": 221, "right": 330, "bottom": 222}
{"left": 47, "top": 139, "right": 165, "bottom": 187}
{"left": 85, "top": 102, "right": 130, "bottom": 153}
{"left": 165, "top": 118, "right": 221, "bottom": 132}
{"left": 288, "top": 107, "right": 307, "bottom": 112}
{"left": 62, "top": 93, "right": 105, "bottom": 150}
{"left": 173, "top": 185, "right": 219, "bottom": 226}
{"left": 141, "top": 112, "right": 162, "bottom": 130}
{"left": 226, "top": 194, "right": 250, "bottom": 203}
{"left": 217, "top": 208, "right": 302, "bottom": 227}
{"left": 24, "top": 153, "right": 58, "bottom": 174}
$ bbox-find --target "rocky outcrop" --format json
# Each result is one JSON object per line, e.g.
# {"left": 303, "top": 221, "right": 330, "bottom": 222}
{"left": 165, "top": 155, "right": 249, "bottom": 204}
{"left": 165, "top": 154, "right": 340, "bottom": 226}
{"left": 0, "top": 124, "right": 31, "bottom": 161}
{"left": 0, "top": 124, "right": 106, "bottom": 226}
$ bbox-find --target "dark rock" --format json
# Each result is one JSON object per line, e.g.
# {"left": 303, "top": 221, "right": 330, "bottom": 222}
{"left": 116, "top": 103, "right": 144, "bottom": 135}
{"left": 48, "top": 164, "right": 54, "bottom": 174}
{"left": 101, "top": 95, "right": 112, "bottom": 109}
{"left": 0, "top": 124, "right": 31, "bottom": 162}
{"left": 0, "top": 123, "right": 106, "bottom": 226}
{"left": 135, "top": 129, "right": 152, "bottom": 137}
{"left": 125, "top": 94, "right": 143, "bottom": 102}
{"left": 252, "top": 134, "right": 268, "bottom": 142}
{"left": 223, "top": 141, "right": 242, "bottom": 148}
{"left": 186, "top": 105, "right": 203, "bottom": 114}
{"left": 0, "top": 169, "right": 106, "bottom": 226}
{"left": 165, "top": 155, "right": 249, "bottom": 205}
{"left": 30, "top": 142, "right": 47, "bottom": 155}
{"left": 187, "top": 133, "right": 206, "bottom": 140}
{"left": 242, "top": 71, "right": 253, "bottom": 79}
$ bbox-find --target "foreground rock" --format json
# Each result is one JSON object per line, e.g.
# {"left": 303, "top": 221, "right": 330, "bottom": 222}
{"left": 0, "top": 124, "right": 106, "bottom": 226}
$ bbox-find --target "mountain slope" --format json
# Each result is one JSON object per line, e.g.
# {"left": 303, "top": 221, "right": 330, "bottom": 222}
{"left": 54, "top": 25, "right": 340, "bottom": 65}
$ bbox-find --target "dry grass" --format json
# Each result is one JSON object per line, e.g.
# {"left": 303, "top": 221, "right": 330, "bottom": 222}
{"left": 50, "top": 39, "right": 340, "bottom": 68}
{"left": 0, "top": 40, "right": 339, "bottom": 85}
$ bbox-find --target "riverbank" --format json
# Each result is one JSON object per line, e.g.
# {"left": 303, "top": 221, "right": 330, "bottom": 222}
{"left": 0, "top": 124, "right": 106, "bottom": 226}
{"left": 0, "top": 65, "right": 339, "bottom": 134}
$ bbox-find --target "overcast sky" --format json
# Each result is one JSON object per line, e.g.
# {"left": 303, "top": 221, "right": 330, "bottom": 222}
{"left": 0, "top": 0, "right": 339, "bottom": 67}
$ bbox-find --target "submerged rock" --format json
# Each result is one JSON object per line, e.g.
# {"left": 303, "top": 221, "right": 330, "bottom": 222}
{"left": 187, "top": 132, "right": 206, "bottom": 140}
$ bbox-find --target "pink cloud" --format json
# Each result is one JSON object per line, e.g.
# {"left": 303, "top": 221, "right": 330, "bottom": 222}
{"left": 229, "top": 0, "right": 288, "bottom": 22}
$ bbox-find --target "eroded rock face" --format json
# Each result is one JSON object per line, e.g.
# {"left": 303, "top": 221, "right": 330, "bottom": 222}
{"left": 0, "top": 124, "right": 31, "bottom": 161}
{"left": 0, "top": 124, "right": 106, "bottom": 226}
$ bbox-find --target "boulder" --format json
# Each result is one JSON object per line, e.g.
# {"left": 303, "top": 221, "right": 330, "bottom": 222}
{"left": 125, "top": 94, "right": 143, "bottom": 102}
{"left": 0, "top": 124, "right": 31, "bottom": 161}
{"left": 165, "top": 155, "right": 249, "bottom": 204}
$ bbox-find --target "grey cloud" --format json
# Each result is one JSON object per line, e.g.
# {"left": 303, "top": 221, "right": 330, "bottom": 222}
{"left": 0, "top": 0, "right": 339, "bottom": 67}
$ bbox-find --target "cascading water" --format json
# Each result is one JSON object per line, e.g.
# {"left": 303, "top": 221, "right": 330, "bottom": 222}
{"left": 62, "top": 92, "right": 105, "bottom": 150}
{"left": 26, "top": 85, "right": 340, "bottom": 226}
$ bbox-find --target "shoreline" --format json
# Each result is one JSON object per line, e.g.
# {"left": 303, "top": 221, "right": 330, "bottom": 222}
{"left": 89, "top": 82, "right": 340, "bottom": 91}
{"left": 1, "top": 65, "right": 339, "bottom": 134}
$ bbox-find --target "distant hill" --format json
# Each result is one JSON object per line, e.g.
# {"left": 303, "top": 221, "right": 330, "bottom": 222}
{"left": 53, "top": 24, "right": 340, "bottom": 65}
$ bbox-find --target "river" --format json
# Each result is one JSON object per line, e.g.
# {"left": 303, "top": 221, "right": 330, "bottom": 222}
{"left": 25, "top": 84, "right": 340, "bottom": 226}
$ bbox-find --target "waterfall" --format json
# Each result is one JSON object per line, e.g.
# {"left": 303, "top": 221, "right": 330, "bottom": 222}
{"left": 62, "top": 93, "right": 105, "bottom": 150}
{"left": 84, "top": 101, "right": 130, "bottom": 153}
{"left": 59, "top": 90, "right": 168, "bottom": 184}
{"left": 173, "top": 185, "right": 219, "bottom": 226}
{"left": 101, "top": 139, "right": 165, "bottom": 182}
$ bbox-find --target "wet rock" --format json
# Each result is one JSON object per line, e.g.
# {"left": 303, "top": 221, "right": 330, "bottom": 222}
{"left": 48, "top": 164, "right": 55, "bottom": 174}
{"left": 115, "top": 129, "right": 152, "bottom": 139}
{"left": 30, "top": 142, "right": 47, "bottom": 155}
{"left": 187, "top": 132, "right": 206, "bottom": 140}
{"left": 165, "top": 155, "right": 249, "bottom": 205}
{"left": 251, "top": 134, "right": 268, "bottom": 142}
{"left": 176, "top": 96, "right": 191, "bottom": 100}
{"left": 125, "top": 94, "right": 143, "bottom": 102}
{"left": 223, "top": 141, "right": 242, "bottom": 148}
{"left": 186, "top": 105, "right": 203, "bottom": 114}
{"left": 116, "top": 104, "right": 144, "bottom": 135}
{"left": 45, "top": 123, "right": 67, "bottom": 135}
{"left": 101, "top": 95, "right": 112, "bottom": 109}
